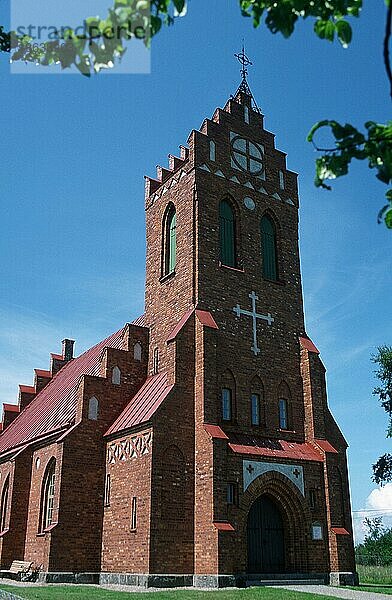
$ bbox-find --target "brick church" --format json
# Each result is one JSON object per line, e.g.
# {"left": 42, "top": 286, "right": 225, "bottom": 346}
{"left": 0, "top": 70, "right": 357, "bottom": 587}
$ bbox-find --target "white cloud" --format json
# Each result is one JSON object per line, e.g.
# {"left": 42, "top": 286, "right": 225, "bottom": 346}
{"left": 353, "top": 483, "right": 392, "bottom": 545}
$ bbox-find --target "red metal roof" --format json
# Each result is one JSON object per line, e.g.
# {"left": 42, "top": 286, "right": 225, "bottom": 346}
{"left": 299, "top": 336, "right": 320, "bottom": 354}
{"left": 314, "top": 439, "right": 338, "bottom": 454}
{"left": 167, "top": 308, "right": 219, "bottom": 342}
{"left": 203, "top": 424, "right": 228, "bottom": 439}
{"left": 167, "top": 309, "right": 194, "bottom": 342}
{"left": 0, "top": 327, "right": 126, "bottom": 455}
{"left": 331, "top": 527, "right": 350, "bottom": 535}
{"left": 213, "top": 522, "right": 235, "bottom": 531}
{"left": 228, "top": 433, "right": 324, "bottom": 462}
{"left": 131, "top": 314, "right": 149, "bottom": 328}
{"left": 105, "top": 371, "right": 173, "bottom": 437}
{"left": 195, "top": 310, "right": 218, "bottom": 330}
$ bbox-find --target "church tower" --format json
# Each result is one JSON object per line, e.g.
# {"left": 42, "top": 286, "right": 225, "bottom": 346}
{"left": 138, "top": 56, "right": 357, "bottom": 585}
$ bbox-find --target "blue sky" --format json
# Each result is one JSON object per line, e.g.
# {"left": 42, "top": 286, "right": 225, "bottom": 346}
{"left": 0, "top": 1, "right": 391, "bottom": 541}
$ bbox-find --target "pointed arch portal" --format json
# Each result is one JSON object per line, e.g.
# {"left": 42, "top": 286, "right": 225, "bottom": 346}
{"left": 247, "top": 495, "right": 285, "bottom": 573}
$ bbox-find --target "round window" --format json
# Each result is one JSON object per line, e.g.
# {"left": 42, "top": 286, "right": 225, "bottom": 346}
{"left": 231, "top": 136, "right": 263, "bottom": 174}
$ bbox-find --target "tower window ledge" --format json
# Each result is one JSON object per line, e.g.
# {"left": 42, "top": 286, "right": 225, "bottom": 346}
{"left": 219, "top": 262, "right": 244, "bottom": 274}
{"left": 278, "top": 428, "right": 297, "bottom": 434}
{"left": 160, "top": 270, "right": 176, "bottom": 284}
{"left": 263, "top": 277, "right": 285, "bottom": 286}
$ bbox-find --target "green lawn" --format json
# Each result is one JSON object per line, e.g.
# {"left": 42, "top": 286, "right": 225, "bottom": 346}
{"left": 349, "top": 585, "right": 392, "bottom": 595}
{"left": 357, "top": 564, "right": 392, "bottom": 585}
{"left": 0, "top": 585, "right": 335, "bottom": 600}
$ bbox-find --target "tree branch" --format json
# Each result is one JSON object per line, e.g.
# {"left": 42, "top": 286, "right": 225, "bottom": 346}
{"left": 384, "top": 0, "right": 392, "bottom": 99}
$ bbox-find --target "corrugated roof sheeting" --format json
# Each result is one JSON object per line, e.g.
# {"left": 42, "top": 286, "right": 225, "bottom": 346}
{"left": 0, "top": 328, "right": 125, "bottom": 455}
{"left": 228, "top": 433, "right": 324, "bottom": 462}
{"left": 105, "top": 371, "right": 173, "bottom": 436}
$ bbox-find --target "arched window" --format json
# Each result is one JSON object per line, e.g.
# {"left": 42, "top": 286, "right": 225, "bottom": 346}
{"left": 279, "top": 398, "right": 288, "bottom": 430}
{"left": 250, "top": 376, "right": 263, "bottom": 426}
{"left": 134, "top": 342, "right": 142, "bottom": 362}
{"left": 0, "top": 476, "right": 9, "bottom": 532}
{"left": 221, "top": 370, "right": 236, "bottom": 422}
{"left": 41, "top": 460, "right": 56, "bottom": 531}
{"left": 88, "top": 396, "right": 99, "bottom": 420}
{"left": 261, "top": 215, "right": 278, "bottom": 281}
{"left": 112, "top": 366, "right": 121, "bottom": 385}
{"left": 219, "top": 200, "right": 236, "bottom": 267}
{"left": 163, "top": 205, "right": 176, "bottom": 276}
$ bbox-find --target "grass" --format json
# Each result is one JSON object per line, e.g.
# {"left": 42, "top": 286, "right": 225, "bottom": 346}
{"left": 357, "top": 564, "right": 392, "bottom": 585}
{"left": 350, "top": 585, "right": 392, "bottom": 595}
{"left": 0, "top": 585, "right": 336, "bottom": 600}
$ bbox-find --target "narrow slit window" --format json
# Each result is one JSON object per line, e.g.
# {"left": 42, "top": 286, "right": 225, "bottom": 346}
{"left": 244, "top": 106, "right": 249, "bottom": 124}
{"left": 279, "top": 398, "right": 288, "bottom": 430}
{"left": 279, "top": 170, "right": 285, "bottom": 190}
{"left": 104, "top": 474, "right": 111, "bottom": 507}
{"left": 209, "top": 140, "right": 216, "bottom": 161}
{"left": 309, "top": 488, "right": 317, "bottom": 509}
{"left": 222, "top": 388, "right": 232, "bottom": 421}
{"left": 251, "top": 393, "right": 260, "bottom": 426}
{"left": 153, "top": 348, "right": 159, "bottom": 375}
{"left": 227, "top": 483, "right": 238, "bottom": 505}
{"left": 131, "top": 496, "right": 137, "bottom": 530}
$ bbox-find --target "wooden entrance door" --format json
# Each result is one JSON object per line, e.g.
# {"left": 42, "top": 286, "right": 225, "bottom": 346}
{"left": 247, "top": 495, "right": 285, "bottom": 573}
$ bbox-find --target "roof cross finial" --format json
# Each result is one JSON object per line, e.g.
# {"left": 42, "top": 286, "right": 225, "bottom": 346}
{"left": 235, "top": 42, "right": 252, "bottom": 84}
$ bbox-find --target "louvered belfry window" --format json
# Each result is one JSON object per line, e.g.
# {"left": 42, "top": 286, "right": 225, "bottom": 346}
{"left": 219, "top": 200, "right": 236, "bottom": 267}
{"left": 261, "top": 215, "right": 277, "bottom": 280}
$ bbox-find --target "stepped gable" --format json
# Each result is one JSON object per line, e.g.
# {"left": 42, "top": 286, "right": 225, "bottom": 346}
{"left": 0, "top": 327, "right": 126, "bottom": 456}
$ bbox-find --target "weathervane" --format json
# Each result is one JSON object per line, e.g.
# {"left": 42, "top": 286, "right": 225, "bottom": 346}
{"left": 235, "top": 43, "right": 252, "bottom": 85}
{"left": 233, "top": 43, "right": 261, "bottom": 112}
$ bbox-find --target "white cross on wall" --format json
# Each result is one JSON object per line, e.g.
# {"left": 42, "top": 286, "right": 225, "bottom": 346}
{"left": 233, "top": 291, "right": 274, "bottom": 356}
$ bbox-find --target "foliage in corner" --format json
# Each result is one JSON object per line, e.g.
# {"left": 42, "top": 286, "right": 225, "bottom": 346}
{"left": 372, "top": 346, "right": 392, "bottom": 484}
{"left": 307, "top": 120, "right": 392, "bottom": 228}
{"left": 239, "top": 0, "right": 362, "bottom": 46}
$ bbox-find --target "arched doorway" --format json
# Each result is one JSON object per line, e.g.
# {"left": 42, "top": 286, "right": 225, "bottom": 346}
{"left": 247, "top": 495, "right": 285, "bottom": 573}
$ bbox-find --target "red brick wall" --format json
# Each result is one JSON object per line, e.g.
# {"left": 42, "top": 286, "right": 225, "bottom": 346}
{"left": 102, "top": 430, "right": 153, "bottom": 573}
{"left": 24, "top": 442, "right": 63, "bottom": 570}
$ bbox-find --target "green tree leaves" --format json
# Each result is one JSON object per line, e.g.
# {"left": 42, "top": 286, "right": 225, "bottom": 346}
{"left": 239, "top": 0, "right": 361, "bottom": 46}
{"left": 308, "top": 121, "right": 392, "bottom": 228}
{"left": 356, "top": 519, "right": 392, "bottom": 565}
{"left": 372, "top": 346, "right": 392, "bottom": 483}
